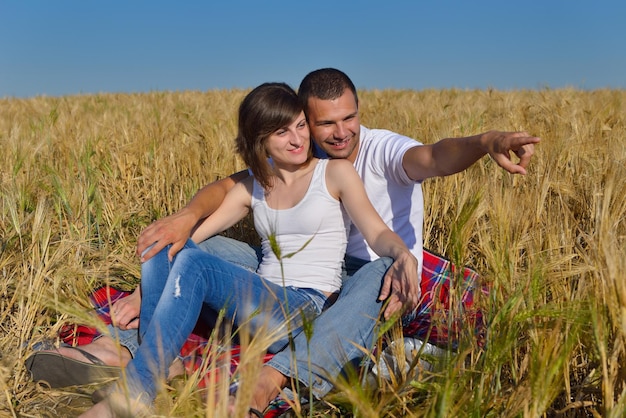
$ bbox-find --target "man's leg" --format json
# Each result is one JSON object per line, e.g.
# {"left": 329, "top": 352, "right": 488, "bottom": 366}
{"left": 262, "top": 256, "right": 392, "bottom": 399}
{"left": 196, "top": 235, "right": 262, "bottom": 271}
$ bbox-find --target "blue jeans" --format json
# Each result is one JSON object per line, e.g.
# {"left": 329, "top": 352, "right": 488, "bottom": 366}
{"left": 266, "top": 254, "right": 392, "bottom": 397}
{"left": 99, "top": 325, "right": 140, "bottom": 358}
{"left": 106, "top": 235, "right": 263, "bottom": 358}
{"left": 200, "top": 236, "right": 392, "bottom": 398}
{"left": 125, "top": 238, "right": 328, "bottom": 401}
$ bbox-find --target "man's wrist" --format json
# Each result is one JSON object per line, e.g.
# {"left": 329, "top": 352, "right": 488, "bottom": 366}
{"left": 180, "top": 205, "right": 204, "bottom": 225}
{"left": 476, "top": 130, "right": 493, "bottom": 153}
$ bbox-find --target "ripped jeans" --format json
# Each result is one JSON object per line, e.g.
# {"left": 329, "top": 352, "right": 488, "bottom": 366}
{"left": 124, "top": 239, "right": 328, "bottom": 401}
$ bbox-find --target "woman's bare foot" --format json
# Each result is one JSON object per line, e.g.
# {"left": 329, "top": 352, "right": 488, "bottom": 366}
{"left": 53, "top": 336, "right": 132, "bottom": 367}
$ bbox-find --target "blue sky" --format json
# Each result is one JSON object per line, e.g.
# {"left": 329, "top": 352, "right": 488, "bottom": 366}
{"left": 1, "top": 1, "right": 624, "bottom": 98}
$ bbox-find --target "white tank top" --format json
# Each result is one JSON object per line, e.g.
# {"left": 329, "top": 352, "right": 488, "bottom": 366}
{"left": 252, "top": 159, "right": 349, "bottom": 293}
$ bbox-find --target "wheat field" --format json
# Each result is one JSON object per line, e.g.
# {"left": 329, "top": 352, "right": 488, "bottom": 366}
{"left": 1, "top": 88, "right": 625, "bottom": 417}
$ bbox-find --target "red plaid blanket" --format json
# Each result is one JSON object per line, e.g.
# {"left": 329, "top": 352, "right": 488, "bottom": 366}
{"left": 404, "top": 249, "right": 486, "bottom": 346}
{"left": 59, "top": 249, "right": 485, "bottom": 416}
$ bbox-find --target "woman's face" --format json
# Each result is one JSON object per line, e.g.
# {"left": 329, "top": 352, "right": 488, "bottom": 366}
{"left": 265, "top": 111, "right": 310, "bottom": 167}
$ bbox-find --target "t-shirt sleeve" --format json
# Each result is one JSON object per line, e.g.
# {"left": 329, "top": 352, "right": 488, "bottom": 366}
{"left": 371, "top": 130, "right": 423, "bottom": 186}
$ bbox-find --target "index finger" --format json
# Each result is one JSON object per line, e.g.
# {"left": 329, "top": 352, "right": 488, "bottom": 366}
{"left": 140, "top": 241, "right": 165, "bottom": 263}
{"left": 136, "top": 225, "right": 158, "bottom": 257}
{"left": 507, "top": 135, "right": 540, "bottom": 151}
{"left": 383, "top": 295, "right": 403, "bottom": 320}
{"left": 125, "top": 318, "right": 140, "bottom": 330}
{"left": 378, "top": 274, "right": 393, "bottom": 302}
{"left": 119, "top": 317, "right": 140, "bottom": 330}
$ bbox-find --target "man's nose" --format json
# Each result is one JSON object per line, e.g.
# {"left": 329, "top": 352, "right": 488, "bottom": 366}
{"left": 334, "top": 122, "right": 348, "bottom": 139}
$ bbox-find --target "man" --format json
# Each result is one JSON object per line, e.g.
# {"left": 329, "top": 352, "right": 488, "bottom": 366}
{"left": 27, "top": 69, "right": 539, "bottom": 411}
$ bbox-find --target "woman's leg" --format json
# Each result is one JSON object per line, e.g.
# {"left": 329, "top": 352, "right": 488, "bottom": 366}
{"left": 123, "top": 246, "right": 324, "bottom": 401}
{"left": 138, "top": 240, "right": 197, "bottom": 341}
{"left": 140, "top": 236, "right": 262, "bottom": 341}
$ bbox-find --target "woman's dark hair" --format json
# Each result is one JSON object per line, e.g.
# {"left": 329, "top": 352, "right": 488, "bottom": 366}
{"left": 298, "top": 68, "right": 359, "bottom": 111}
{"left": 236, "top": 82, "right": 309, "bottom": 189}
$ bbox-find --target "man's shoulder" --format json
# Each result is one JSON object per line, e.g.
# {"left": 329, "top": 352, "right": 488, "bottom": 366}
{"left": 361, "top": 126, "right": 421, "bottom": 149}
{"left": 361, "top": 125, "right": 397, "bottom": 139}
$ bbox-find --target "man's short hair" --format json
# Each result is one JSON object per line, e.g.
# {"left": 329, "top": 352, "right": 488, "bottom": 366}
{"left": 298, "top": 68, "right": 359, "bottom": 111}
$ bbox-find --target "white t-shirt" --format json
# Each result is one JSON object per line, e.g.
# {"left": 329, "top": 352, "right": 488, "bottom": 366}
{"left": 347, "top": 126, "right": 424, "bottom": 270}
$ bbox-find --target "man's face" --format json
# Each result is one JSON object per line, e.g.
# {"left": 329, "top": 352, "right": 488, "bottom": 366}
{"left": 305, "top": 89, "right": 361, "bottom": 163}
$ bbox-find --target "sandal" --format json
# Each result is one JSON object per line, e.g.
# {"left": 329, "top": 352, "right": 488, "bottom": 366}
{"left": 248, "top": 408, "right": 264, "bottom": 417}
{"left": 229, "top": 381, "right": 267, "bottom": 417}
{"left": 25, "top": 347, "right": 120, "bottom": 388}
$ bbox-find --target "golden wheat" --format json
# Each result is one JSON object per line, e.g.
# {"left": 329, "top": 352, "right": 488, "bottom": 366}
{"left": 1, "top": 88, "right": 624, "bottom": 417}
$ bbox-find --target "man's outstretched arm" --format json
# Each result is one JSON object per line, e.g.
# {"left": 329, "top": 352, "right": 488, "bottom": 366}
{"left": 403, "top": 130, "right": 541, "bottom": 182}
{"left": 136, "top": 169, "right": 250, "bottom": 261}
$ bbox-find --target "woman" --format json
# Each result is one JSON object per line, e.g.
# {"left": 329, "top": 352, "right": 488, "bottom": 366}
{"left": 80, "top": 82, "right": 417, "bottom": 417}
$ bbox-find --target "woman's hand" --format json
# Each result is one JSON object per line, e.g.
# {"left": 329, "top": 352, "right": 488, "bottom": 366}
{"left": 110, "top": 287, "right": 141, "bottom": 330}
{"left": 378, "top": 251, "right": 420, "bottom": 320}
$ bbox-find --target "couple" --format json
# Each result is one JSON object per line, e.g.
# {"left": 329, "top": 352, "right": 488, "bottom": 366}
{"left": 30, "top": 68, "right": 540, "bottom": 417}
